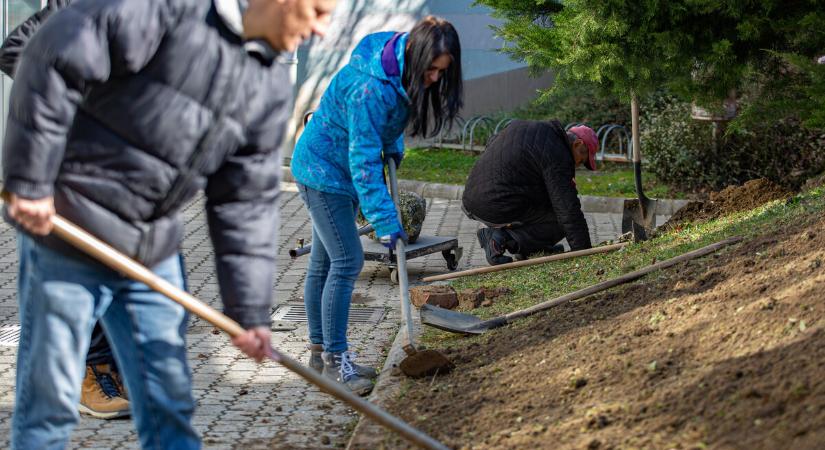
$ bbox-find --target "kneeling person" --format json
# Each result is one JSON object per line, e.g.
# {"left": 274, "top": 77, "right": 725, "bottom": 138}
{"left": 462, "top": 120, "right": 598, "bottom": 265}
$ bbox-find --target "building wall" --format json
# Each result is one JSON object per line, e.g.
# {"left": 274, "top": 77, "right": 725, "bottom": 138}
{"left": 287, "top": 0, "right": 553, "bottom": 154}
{"left": 1, "top": 0, "right": 46, "bottom": 168}
{"left": 0, "top": 1, "right": 552, "bottom": 163}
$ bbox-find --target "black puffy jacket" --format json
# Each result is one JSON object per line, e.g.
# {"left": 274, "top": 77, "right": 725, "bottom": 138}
{"left": 1, "top": 0, "right": 291, "bottom": 328}
{"left": 462, "top": 120, "right": 592, "bottom": 250}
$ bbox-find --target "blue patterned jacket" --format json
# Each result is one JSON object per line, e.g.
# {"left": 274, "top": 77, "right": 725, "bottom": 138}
{"left": 291, "top": 31, "right": 409, "bottom": 237}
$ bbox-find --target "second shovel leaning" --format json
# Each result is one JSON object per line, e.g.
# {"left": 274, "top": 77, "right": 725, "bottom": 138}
{"left": 386, "top": 158, "right": 453, "bottom": 378}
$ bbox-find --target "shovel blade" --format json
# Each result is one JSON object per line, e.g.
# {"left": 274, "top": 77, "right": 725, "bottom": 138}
{"left": 399, "top": 350, "right": 454, "bottom": 378}
{"left": 621, "top": 197, "right": 658, "bottom": 241}
{"left": 419, "top": 304, "right": 507, "bottom": 335}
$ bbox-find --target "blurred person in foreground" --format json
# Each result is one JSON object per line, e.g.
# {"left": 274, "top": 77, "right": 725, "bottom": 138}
{"left": 1, "top": 0, "right": 336, "bottom": 448}
{"left": 0, "top": 0, "right": 130, "bottom": 421}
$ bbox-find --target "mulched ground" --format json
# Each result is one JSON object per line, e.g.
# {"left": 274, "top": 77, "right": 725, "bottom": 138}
{"left": 381, "top": 183, "right": 825, "bottom": 450}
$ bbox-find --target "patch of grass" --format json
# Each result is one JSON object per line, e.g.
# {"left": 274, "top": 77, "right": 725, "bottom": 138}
{"left": 398, "top": 148, "right": 686, "bottom": 198}
{"left": 575, "top": 164, "right": 684, "bottom": 199}
{"left": 421, "top": 187, "right": 825, "bottom": 348}
{"left": 396, "top": 148, "right": 478, "bottom": 185}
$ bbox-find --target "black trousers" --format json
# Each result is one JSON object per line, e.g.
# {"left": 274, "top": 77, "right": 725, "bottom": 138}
{"left": 86, "top": 324, "right": 115, "bottom": 366}
{"left": 464, "top": 204, "right": 566, "bottom": 256}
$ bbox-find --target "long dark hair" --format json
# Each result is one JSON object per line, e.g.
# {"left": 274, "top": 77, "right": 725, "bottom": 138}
{"left": 403, "top": 16, "right": 463, "bottom": 138}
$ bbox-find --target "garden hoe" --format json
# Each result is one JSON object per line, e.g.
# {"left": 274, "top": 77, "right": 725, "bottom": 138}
{"left": 0, "top": 193, "right": 449, "bottom": 450}
{"left": 386, "top": 159, "right": 454, "bottom": 378}
{"left": 621, "top": 94, "right": 658, "bottom": 241}
{"left": 421, "top": 236, "right": 741, "bottom": 335}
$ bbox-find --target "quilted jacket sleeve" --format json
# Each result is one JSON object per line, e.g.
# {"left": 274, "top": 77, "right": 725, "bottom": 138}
{"left": 536, "top": 147, "right": 592, "bottom": 251}
{"left": 346, "top": 80, "right": 403, "bottom": 237}
{"left": 1, "top": 0, "right": 174, "bottom": 200}
{"left": 204, "top": 65, "right": 291, "bottom": 329}
{"left": 205, "top": 146, "right": 282, "bottom": 329}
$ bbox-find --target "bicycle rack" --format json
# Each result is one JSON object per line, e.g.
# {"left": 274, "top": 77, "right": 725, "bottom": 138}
{"left": 466, "top": 116, "right": 495, "bottom": 152}
{"left": 493, "top": 117, "right": 515, "bottom": 136}
{"left": 597, "top": 124, "right": 632, "bottom": 162}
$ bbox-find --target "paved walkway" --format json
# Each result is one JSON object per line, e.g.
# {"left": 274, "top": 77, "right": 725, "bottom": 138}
{"left": 0, "top": 183, "right": 627, "bottom": 449}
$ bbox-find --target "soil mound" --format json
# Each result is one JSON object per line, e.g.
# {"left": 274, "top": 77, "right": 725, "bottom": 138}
{"left": 663, "top": 178, "right": 792, "bottom": 230}
{"left": 803, "top": 171, "right": 825, "bottom": 191}
{"left": 383, "top": 214, "right": 825, "bottom": 449}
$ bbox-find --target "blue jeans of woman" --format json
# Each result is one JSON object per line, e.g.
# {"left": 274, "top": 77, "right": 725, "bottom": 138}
{"left": 297, "top": 183, "right": 364, "bottom": 353}
{"left": 12, "top": 233, "right": 199, "bottom": 450}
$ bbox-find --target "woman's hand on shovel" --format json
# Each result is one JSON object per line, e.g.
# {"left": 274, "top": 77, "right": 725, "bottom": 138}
{"left": 4, "top": 193, "right": 55, "bottom": 235}
{"left": 231, "top": 326, "right": 274, "bottom": 362}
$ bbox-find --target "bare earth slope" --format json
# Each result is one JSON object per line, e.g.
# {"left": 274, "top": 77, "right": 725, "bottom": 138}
{"left": 385, "top": 199, "right": 825, "bottom": 449}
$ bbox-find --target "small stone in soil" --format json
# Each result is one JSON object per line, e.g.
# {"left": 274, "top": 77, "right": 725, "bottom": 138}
{"left": 321, "top": 436, "right": 331, "bottom": 445}
{"left": 572, "top": 377, "right": 588, "bottom": 389}
{"left": 238, "top": 389, "right": 248, "bottom": 395}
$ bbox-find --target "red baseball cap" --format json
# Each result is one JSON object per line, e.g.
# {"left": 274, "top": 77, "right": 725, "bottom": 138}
{"left": 569, "top": 125, "right": 598, "bottom": 171}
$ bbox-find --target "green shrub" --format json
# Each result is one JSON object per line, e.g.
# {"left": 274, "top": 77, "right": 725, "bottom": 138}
{"left": 516, "top": 81, "right": 630, "bottom": 127}
{"left": 643, "top": 97, "right": 825, "bottom": 190}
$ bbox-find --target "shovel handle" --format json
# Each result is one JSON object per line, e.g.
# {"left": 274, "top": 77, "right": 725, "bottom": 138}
{"left": 504, "top": 236, "right": 742, "bottom": 322}
{"left": 51, "top": 215, "right": 247, "bottom": 335}
{"left": 386, "top": 159, "right": 417, "bottom": 351}
{"left": 630, "top": 93, "right": 649, "bottom": 217}
{"left": 9, "top": 210, "right": 449, "bottom": 450}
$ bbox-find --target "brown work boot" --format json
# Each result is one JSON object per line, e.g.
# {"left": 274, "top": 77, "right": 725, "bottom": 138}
{"left": 79, "top": 364, "right": 131, "bottom": 419}
{"left": 111, "top": 366, "right": 129, "bottom": 400}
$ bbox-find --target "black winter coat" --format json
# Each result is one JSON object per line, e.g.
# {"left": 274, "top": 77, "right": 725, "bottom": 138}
{"left": 1, "top": 0, "right": 291, "bottom": 328}
{"left": 462, "top": 120, "right": 592, "bottom": 250}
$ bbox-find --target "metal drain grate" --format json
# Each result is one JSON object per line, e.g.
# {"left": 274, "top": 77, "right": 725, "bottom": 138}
{"left": 0, "top": 325, "right": 21, "bottom": 346}
{"left": 272, "top": 303, "right": 384, "bottom": 324}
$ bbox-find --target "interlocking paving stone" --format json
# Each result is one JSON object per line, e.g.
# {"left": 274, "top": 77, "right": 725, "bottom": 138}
{"left": 0, "top": 183, "right": 627, "bottom": 448}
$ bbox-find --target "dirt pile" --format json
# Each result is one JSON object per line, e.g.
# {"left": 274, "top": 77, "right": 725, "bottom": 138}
{"left": 663, "top": 178, "right": 793, "bottom": 230}
{"left": 803, "top": 171, "right": 825, "bottom": 191}
{"left": 383, "top": 215, "right": 825, "bottom": 449}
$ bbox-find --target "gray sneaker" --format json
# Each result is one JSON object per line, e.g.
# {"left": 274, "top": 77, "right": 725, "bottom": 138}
{"left": 308, "top": 344, "right": 324, "bottom": 373}
{"left": 322, "top": 351, "right": 374, "bottom": 396}
{"left": 309, "top": 345, "right": 378, "bottom": 379}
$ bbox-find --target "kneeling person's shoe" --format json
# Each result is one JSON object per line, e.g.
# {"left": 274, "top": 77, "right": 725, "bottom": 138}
{"left": 322, "top": 351, "right": 374, "bottom": 396}
{"left": 79, "top": 364, "right": 130, "bottom": 419}
{"left": 476, "top": 228, "right": 513, "bottom": 266}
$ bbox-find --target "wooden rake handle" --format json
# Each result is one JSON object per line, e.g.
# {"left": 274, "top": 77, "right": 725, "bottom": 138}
{"left": 422, "top": 242, "right": 629, "bottom": 282}
{"left": 505, "top": 236, "right": 743, "bottom": 322}
{"left": 15, "top": 211, "right": 449, "bottom": 450}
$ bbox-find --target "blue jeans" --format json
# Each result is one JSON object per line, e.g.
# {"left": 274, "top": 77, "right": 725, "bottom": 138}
{"left": 12, "top": 233, "right": 199, "bottom": 450}
{"left": 297, "top": 184, "right": 364, "bottom": 353}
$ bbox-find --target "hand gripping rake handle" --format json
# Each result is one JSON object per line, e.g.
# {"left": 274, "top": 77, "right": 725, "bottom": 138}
{"left": 3, "top": 196, "right": 449, "bottom": 450}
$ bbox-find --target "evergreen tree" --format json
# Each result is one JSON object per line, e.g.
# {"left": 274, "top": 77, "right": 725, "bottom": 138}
{"left": 477, "top": 0, "right": 825, "bottom": 126}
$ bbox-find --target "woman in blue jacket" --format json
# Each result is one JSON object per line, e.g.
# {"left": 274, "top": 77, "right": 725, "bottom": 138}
{"left": 291, "top": 16, "right": 462, "bottom": 395}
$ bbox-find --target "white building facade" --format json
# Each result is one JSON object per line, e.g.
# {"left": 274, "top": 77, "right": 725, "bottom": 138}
{"left": 0, "top": 1, "right": 552, "bottom": 160}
